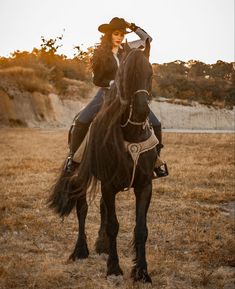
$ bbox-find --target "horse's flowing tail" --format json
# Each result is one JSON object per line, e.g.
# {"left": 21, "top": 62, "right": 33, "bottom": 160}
{"left": 47, "top": 160, "right": 79, "bottom": 217}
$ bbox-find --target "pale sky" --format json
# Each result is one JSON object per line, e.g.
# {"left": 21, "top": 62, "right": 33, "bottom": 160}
{"left": 0, "top": 0, "right": 234, "bottom": 64}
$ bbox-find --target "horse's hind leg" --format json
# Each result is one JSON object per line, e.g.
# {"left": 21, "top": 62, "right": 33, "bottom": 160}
{"left": 132, "top": 183, "right": 152, "bottom": 283}
{"left": 69, "top": 195, "right": 89, "bottom": 260}
{"left": 95, "top": 197, "right": 109, "bottom": 254}
{"left": 102, "top": 185, "right": 123, "bottom": 276}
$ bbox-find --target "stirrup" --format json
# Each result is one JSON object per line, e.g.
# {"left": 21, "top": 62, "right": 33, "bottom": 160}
{"left": 153, "top": 162, "right": 169, "bottom": 179}
{"left": 64, "top": 155, "right": 78, "bottom": 174}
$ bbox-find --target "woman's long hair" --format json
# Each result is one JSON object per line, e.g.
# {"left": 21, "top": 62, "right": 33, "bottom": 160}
{"left": 91, "top": 31, "right": 113, "bottom": 71}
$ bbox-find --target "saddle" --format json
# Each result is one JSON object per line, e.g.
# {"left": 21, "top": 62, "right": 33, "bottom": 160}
{"left": 73, "top": 128, "right": 90, "bottom": 163}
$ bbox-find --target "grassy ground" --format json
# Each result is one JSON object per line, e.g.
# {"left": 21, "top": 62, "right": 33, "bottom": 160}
{"left": 0, "top": 128, "right": 234, "bottom": 289}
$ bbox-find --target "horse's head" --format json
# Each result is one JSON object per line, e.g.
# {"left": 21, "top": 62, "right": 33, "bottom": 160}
{"left": 117, "top": 39, "right": 153, "bottom": 128}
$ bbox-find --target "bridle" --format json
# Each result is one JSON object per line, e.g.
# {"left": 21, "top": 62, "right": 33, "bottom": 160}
{"left": 120, "top": 89, "right": 150, "bottom": 128}
{"left": 119, "top": 48, "right": 152, "bottom": 128}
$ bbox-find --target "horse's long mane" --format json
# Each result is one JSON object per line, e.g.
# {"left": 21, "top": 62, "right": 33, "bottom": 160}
{"left": 70, "top": 49, "right": 150, "bottom": 199}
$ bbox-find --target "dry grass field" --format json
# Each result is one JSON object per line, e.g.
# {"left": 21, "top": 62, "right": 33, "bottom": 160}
{"left": 0, "top": 128, "right": 234, "bottom": 289}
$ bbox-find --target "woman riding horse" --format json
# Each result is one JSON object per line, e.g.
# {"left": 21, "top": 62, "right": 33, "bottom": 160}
{"left": 49, "top": 38, "right": 159, "bottom": 283}
{"left": 65, "top": 17, "right": 167, "bottom": 178}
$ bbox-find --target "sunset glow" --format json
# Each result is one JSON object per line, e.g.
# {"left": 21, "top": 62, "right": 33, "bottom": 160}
{"left": 0, "top": 0, "right": 234, "bottom": 63}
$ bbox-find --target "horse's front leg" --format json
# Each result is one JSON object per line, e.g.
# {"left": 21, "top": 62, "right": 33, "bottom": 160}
{"left": 132, "top": 183, "right": 152, "bottom": 283}
{"left": 95, "top": 197, "right": 109, "bottom": 254}
{"left": 69, "top": 195, "right": 89, "bottom": 260}
{"left": 102, "top": 184, "right": 123, "bottom": 276}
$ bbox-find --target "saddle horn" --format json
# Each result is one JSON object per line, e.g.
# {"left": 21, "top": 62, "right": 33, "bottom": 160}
{"left": 124, "top": 39, "right": 131, "bottom": 53}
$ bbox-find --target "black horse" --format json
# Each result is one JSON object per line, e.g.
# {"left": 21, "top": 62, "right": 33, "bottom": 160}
{"left": 48, "top": 39, "right": 158, "bottom": 283}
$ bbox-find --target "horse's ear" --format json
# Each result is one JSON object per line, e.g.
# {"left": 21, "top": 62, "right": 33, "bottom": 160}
{"left": 124, "top": 39, "right": 131, "bottom": 53}
{"left": 144, "top": 38, "right": 150, "bottom": 59}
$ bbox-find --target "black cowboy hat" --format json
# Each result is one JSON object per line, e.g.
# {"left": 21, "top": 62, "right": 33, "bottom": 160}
{"left": 98, "top": 17, "right": 130, "bottom": 34}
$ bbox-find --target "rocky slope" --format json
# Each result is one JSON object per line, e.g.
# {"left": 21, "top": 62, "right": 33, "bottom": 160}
{"left": 150, "top": 99, "right": 234, "bottom": 131}
{"left": 0, "top": 87, "right": 234, "bottom": 130}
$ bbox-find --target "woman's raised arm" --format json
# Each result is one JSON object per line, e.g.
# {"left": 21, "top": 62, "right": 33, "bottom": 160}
{"left": 125, "top": 22, "right": 152, "bottom": 49}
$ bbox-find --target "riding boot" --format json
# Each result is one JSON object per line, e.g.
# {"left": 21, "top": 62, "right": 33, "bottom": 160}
{"left": 64, "top": 121, "right": 90, "bottom": 174}
{"left": 152, "top": 124, "right": 168, "bottom": 178}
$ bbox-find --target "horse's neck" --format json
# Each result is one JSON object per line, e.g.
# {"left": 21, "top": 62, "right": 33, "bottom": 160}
{"left": 122, "top": 125, "right": 151, "bottom": 143}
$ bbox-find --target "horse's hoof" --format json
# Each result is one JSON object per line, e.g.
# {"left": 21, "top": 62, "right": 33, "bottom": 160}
{"left": 107, "top": 263, "right": 123, "bottom": 276}
{"left": 69, "top": 249, "right": 89, "bottom": 260}
{"left": 131, "top": 267, "right": 152, "bottom": 283}
{"left": 69, "top": 244, "right": 89, "bottom": 261}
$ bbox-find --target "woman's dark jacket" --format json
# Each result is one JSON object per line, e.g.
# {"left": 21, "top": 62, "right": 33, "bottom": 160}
{"left": 92, "top": 27, "right": 152, "bottom": 87}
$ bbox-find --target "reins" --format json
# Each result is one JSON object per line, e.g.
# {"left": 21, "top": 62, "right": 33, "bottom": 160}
{"left": 120, "top": 89, "right": 156, "bottom": 190}
{"left": 117, "top": 49, "right": 157, "bottom": 190}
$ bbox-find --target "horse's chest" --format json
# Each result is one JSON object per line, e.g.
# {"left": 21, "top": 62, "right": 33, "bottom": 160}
{"left": 123, "top": 131, "right": 158, "bottom": 189}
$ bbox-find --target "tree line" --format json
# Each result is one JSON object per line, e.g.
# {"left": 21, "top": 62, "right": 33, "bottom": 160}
{"left": 0, "top": 36, "right": 234, "bottom": 108}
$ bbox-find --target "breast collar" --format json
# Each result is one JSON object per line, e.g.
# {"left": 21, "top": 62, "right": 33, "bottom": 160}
{"left": 123, "top": 128, "right": 158, "bottom": 190}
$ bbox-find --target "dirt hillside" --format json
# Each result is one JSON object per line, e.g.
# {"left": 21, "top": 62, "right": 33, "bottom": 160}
{"left": 150, "top": 99, "right": 235, "bottom": 130}
{"left": 0, "top": 85, "right": 234, "bottom": 130}
{"left": 0, "top": 89, "right": 94, "bottom": 128}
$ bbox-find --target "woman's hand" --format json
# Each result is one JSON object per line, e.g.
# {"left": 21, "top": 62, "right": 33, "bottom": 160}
{"left": 125, "top": 21, "right": 132, "bottom": 28}
{"left": 125, "top": 21, "right": 138, "bottom": 31}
